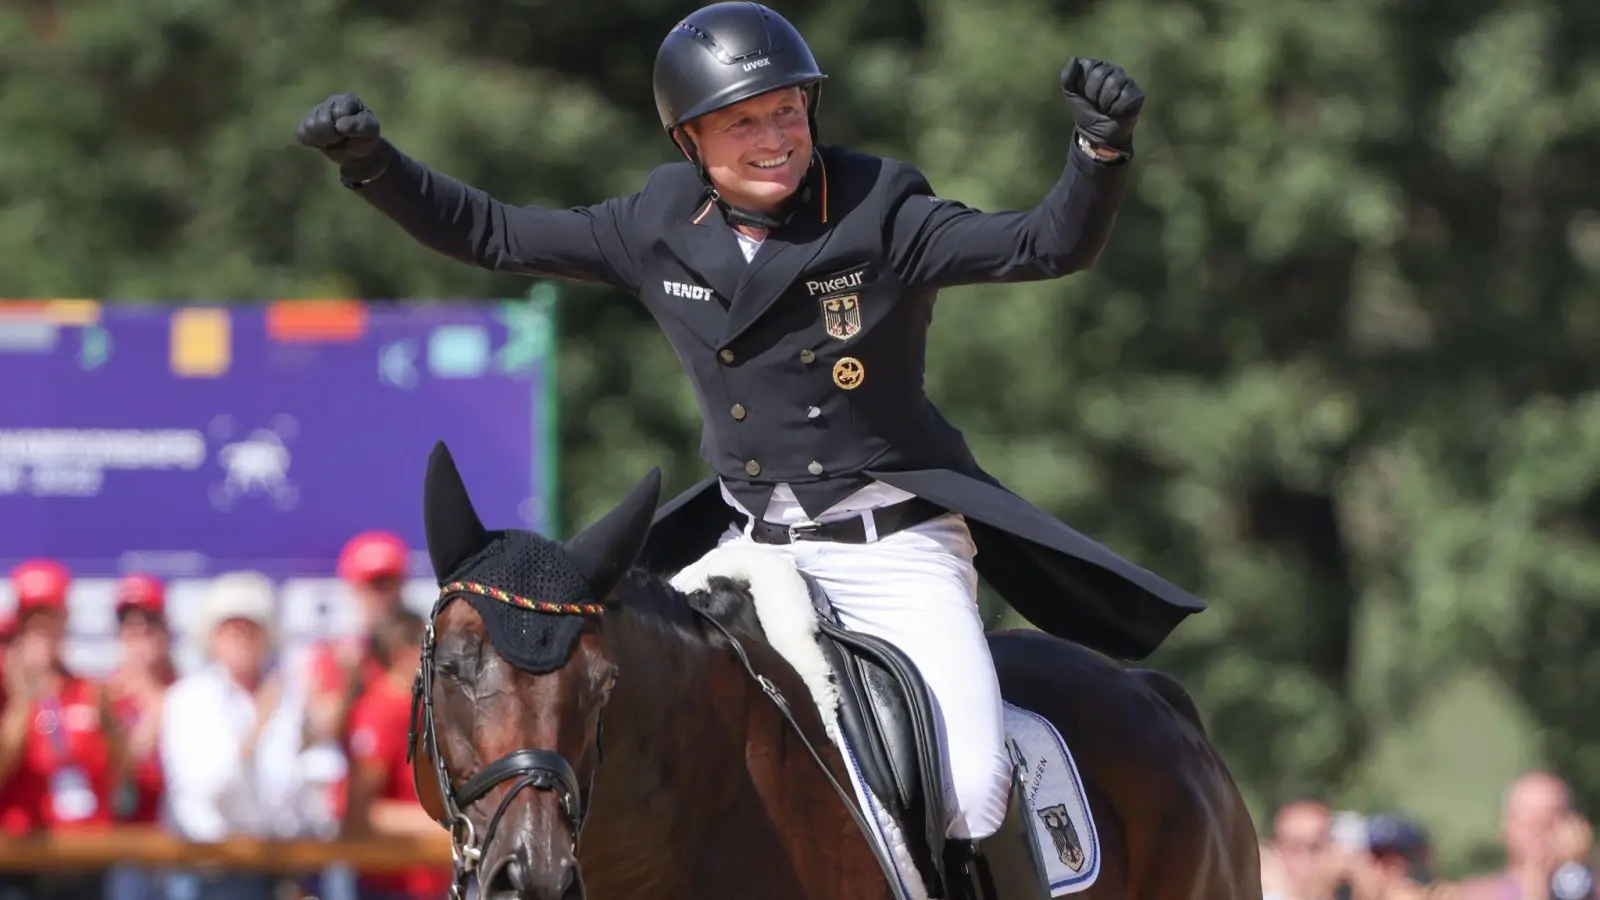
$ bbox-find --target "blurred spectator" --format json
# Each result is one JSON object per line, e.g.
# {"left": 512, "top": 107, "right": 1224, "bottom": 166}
{"left": 1264, "top": 838, "right": 1293, "bottom": 900}
{"left": 1267, "top": 797, "right": 1341, "bottom": 900}
{"left": 0, "top": 606, "right": 21, "bottom": 836}
{"left": 1459, "top": 771, "right": 1596, "bottom": 899}
{"left": 107, "top": 573, "right": 175, "bottom": 821}
{"left": 103, "top": 574, "right": 178, "bottom": 900}
{"left": 304, "top": 531, "right": 410, "bottom": 749}
{"left": 0, "top": 559, "right": 123, "bottom": 900}
{"left": 160, "top": 572, "right": 307, "bottom": 900}
{"left": 0, "top": 606, "right": 26, "bottom": 900}
{"left": 342, "top": 609, "right": 449, "bottom": 900}
{"left": 296, "top": 532, "right": 412, "bottom": 900}
{"left": 1343, "top": 812, "right": 1455, "bottom": 900}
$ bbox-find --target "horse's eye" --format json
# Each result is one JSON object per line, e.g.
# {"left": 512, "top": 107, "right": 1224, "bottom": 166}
{"left": 437, "top": 660, "right": 464, "bottom": 681}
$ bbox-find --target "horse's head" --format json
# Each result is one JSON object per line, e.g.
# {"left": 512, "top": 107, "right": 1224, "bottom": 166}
{"left": 410, "top": 442, "right": 659, "bottom": 900}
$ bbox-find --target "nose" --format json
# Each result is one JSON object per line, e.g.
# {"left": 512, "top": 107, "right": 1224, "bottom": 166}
{"left": 483, "top": 851, "right": 583, "bottom": 900}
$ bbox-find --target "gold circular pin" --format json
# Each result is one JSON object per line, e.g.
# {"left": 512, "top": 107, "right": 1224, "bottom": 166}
{"left": 832, "top": 357, "right": 864, "bottom": 390}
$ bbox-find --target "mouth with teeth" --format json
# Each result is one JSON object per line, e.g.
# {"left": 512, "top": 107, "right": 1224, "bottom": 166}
{"left": 749, "top": 151, "right": 792, "bottom": 170}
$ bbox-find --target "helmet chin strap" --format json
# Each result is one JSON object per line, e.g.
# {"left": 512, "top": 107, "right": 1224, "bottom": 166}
{"left": 718, "top": 190, "right": 790, "bottom": 231}
{"left": 674, "top": 127, "right": 816, "bottom": 232}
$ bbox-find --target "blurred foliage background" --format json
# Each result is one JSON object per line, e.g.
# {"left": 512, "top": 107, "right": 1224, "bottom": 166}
{"left": 5, "top": 0, "right": 1600, "bottom": 877}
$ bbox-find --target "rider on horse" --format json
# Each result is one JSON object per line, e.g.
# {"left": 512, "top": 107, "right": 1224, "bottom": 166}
{"left": 296, "top": 0, "right": 1203, "bottom": 853}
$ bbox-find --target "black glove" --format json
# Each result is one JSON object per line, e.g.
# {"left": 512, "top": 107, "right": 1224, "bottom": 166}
{"left": 1060, "top": 59, "right": 1144, "bottom": 152}
{"left": 296, "top": 93, "right": 384, "bottom": 166}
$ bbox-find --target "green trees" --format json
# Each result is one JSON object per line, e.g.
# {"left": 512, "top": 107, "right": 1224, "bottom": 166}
{"left": 4, "top": 0, "right": 1597, "bottom": 873}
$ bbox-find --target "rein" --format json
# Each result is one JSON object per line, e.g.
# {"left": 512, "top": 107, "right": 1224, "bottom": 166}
{"left": 690, "top": 609, "right": 903, "bottom": 889}
{"left": 409, "top": 579, "right": 901, "bottom": 898}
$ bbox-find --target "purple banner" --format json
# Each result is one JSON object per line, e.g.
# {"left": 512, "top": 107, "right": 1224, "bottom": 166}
{"left": 0, "top": 299, "right": 556, "bottom": 579}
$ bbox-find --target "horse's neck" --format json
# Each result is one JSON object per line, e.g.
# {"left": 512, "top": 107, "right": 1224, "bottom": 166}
{"left": 587, "top": 606, "right": 746, "bottom": 835}
{"left": 585, "top": 599, "right": 892, "bottom": 900}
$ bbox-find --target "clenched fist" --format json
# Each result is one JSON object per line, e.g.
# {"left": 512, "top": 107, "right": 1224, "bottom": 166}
{"left": 1060, "top": 59, "right": 1144, "bottom": 152}
{"left": 296, "top": 93, "right": 383, "bottom": 166}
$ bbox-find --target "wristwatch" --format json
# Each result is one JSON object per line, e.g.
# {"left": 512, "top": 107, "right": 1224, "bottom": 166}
{"left": 1076, "top": 132, "right": 1126, "bottom": 162}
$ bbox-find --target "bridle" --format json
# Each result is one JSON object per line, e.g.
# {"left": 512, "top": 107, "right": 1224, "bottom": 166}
{"left": 406, "top": 581, "right": 607, "bottom": 900}
{"left": 406, "top": 577, "right": 904, "bottom": 899}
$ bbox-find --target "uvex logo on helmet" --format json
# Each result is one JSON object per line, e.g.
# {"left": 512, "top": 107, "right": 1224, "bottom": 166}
{"left": 651, "top": 2, "right": 827, "bottom": 142}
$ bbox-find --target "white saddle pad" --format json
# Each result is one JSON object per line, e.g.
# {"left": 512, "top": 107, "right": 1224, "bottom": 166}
{"left": 671, "top": 543, "right": 1100, "bottom": 899}
{"left": 1005, "top": 702, "right": 1100, "bottom": 895}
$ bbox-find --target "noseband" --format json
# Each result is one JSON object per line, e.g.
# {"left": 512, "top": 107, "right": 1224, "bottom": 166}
{"left": 406, "top": 581, "right": 606, "bottom": 900}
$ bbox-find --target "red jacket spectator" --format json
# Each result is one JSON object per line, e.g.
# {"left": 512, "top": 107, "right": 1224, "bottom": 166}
{"left": 343, "top": 609, "right": 450, "bottom": 900}
{"left": 308, "top": 530, "right": 411, "bottom": 731}
{"left": 105, "top": 573, "right": 175, "bottom": 824}
{"left": 0, "top": 560, "right": 119, "bottom": 833}
{"left": 306, "top": 531, "right": 414, "bottom": 826}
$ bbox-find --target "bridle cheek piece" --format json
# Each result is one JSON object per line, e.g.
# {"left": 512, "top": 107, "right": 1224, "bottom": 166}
{"left": 406, "top": 583, "right": 608, "bottom": 900}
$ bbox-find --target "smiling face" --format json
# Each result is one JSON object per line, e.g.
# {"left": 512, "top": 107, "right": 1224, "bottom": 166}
{"left": 682, "top": 85, "right": 811, "bottom": 216}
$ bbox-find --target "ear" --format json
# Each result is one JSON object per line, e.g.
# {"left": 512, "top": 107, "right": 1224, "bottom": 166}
{"left": 422, "top": 441, "right": 493, "bottom": 582}
{"left": 562, "top": 468, "right": 662, "bottom": 601}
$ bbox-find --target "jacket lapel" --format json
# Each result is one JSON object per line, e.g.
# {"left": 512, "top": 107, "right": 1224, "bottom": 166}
{"left": 662, "top": 198, "right": 747, "bottom": 308}
{"left": 721, "top": 154, "right": 834, "bottom": 345}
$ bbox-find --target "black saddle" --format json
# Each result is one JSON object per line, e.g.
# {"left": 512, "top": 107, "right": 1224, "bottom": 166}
{"left": 797, "top": 570, "right": 954, "bottom": 897}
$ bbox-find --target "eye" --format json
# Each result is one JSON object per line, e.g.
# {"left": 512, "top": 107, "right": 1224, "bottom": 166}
{"left": 437, "top": 659, "right": 465, "bottom": 681}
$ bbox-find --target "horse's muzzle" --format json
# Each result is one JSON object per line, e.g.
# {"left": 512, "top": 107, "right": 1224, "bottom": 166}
{"left": 482, "top": 847, "right": 583, "bottom": 900}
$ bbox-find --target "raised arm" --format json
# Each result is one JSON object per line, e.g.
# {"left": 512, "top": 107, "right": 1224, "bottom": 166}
{"left": 887, "top": 58, "right": 1145, "bottom": 291}
{"left": 886, "top": 147, "right": 1130, "bottom": 290}
{"left": 298, "top": 93, "right": 644, "bottom": 293}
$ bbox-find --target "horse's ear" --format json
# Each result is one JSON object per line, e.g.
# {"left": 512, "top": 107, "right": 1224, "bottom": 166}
{"left": 562, "top": 467, "right": 662, "bottom": 600}
{"left": 423, "top": 441, "right": 493, "bottom": 581}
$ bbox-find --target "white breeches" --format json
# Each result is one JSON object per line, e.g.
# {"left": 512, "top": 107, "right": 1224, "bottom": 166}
{"left": 716, "top": 511, "right": 1011, "bottom": 840}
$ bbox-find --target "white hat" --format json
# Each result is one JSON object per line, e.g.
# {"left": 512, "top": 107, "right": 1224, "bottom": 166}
{"left": 196, "top": 571, "right": 278, "bottom": 647}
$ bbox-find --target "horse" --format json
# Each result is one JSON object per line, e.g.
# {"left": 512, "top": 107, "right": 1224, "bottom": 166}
{"left": 406, "top": 441, "right": 1261, "bottom": 900}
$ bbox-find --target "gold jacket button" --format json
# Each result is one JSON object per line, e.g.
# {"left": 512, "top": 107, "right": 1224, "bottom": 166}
{"left": 745, "top": 459, "right": 761, "bottom": 476}
{"left": 799, "top": 348, "right": 816, "bottom": 364}
{"left": 731, "top": 404, "right": 746, "bottom": 420}
{"left": 720, "top": 349, "right": 735, "bottom": 364}
{"left": 807, "top": 461, "right": 824, "bottom": 475}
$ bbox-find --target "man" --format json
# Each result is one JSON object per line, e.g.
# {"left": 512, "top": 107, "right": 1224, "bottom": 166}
{"left": 1266, "top": 798, "right": 1341, "bottom": 900}
{"left": 1336, "top": 813, "right": 1448, "bottom": 900}
{"left": 160, "top": 572, "right": 307, "bottom": 900}
{"left": 303, "top": 530, "right": 409, "bottom": 749}
{"left": 341, "top": 609, "right": 450, "bottom": 900}
{"left": 105, "top": 572, "right": 175, "bottom": 826}
{"left": 0, "top": 560, "right": 120, "bottom": 900}
{"left": 103, "top": 573, "right": 176, "bottom": 900}
{"left": 296, "top": 0, "right": 1201, "bottom": 860}
{"left": 1458, "top": 771, "right": 1596, "bottom": 900}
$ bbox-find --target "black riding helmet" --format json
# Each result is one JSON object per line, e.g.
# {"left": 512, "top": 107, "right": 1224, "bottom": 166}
{"left": 652, "top": 2, "right": 827, "bottom": 228}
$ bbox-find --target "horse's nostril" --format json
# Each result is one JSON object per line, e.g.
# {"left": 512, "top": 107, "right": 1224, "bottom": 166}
{"left": 483, "top": 856, "right": 530, "bottom": 898}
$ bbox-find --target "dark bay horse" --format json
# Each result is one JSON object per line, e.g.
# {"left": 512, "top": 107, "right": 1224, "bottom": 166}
{"left": 407, "top": 441, "right": 1260, "bottom": 900}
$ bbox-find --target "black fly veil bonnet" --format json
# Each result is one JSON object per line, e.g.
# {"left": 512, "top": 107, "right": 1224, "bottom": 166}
{"left": 408, "top": 441, "right": 659, "bottom": 900}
